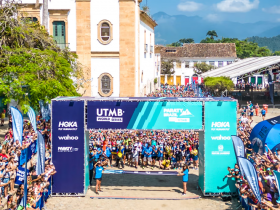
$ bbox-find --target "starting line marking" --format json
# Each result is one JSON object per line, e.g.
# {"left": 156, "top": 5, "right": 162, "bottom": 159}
{"left": 90, "top": 196, "right": 200, "bottom": 200}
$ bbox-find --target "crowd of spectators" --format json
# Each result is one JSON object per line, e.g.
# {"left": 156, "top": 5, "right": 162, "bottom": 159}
{"left": 227, "top": 110, "right": 280, "bottom": 209}
{"left": 147, "top": 84, "right": 210, "bottom": 98}
{"left": 88, "top": 129, "right": 199, "bottom": 182}
{"left": 0, "top": 115, "right": 55, "bottom": 210}
{"left": 235, "top": 82, "right": 267, "bottom": 91}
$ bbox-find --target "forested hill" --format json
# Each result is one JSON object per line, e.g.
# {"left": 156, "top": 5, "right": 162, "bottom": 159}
{"left": 247, "top": 35, "right": 280, "bottom": 52}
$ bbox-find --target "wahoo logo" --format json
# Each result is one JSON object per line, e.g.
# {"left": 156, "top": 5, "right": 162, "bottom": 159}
{"left": 96, "top": 108, "right": 124, "bottom": 123}
{"left": 211, "top": 135, "right": 231, "bottom": 140}
{"left": 58, "top": 147, "right": 79, "bottom": 152}
{"left": 58, "top": 135, "right": 79, "bottom": 140}
{"left": 211, "top": 122, "right": 230, "bottom": 131}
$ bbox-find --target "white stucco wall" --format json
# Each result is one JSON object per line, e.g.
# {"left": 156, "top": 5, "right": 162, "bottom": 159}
{"left": 140, "top": 20, "right": 156, "bottom": 95}
{"left": 91, "top": 58, "right": 120, "bottom": 97}
{"left": 91, "top": 0, "right": 119, "bottom": 52}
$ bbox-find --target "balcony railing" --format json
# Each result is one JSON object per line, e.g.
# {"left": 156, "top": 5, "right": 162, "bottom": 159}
{"left": 150, "top": 45, "right": 154, "bottom": 53}
{"left": 56, "top": 43, "right": 70, "bottom": 50}
{"left": 144, "top": 44, "right": 148, "bottom": 53}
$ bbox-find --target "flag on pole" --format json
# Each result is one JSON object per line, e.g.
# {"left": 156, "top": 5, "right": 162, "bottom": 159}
{"left": 10, "top": 107, "right": 23, "bottom": 145}
{"left": 36, "top": 131, "right": 45, "bottom": 175}
{"left": 26, "top": 106, "right": 37, "bottom": 131}
{"left": 23, "top": 148, "right": 28, "bottom": 208}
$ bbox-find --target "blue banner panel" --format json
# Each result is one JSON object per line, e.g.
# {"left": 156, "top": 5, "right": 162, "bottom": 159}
{"left": 204, "top": 101, "right": 237, "bottom": 194}
{"left": 52, "top": 101, "right": 85, "bottom": 194}
{"left": 87, "top": 101, "right": 203, "bottom": 130}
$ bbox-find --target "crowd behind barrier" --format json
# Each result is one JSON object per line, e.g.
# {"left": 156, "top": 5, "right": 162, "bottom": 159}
{"left": 88, "top": 129, "right": 200, "bottom": 182}
{"left": 0, "top": 114, "right": 55, "bottom": 210}
{"left": 227, "top": 107, "right": 280, "bottom": 209}
{"left": 147, "top": 84, "right": 210, "bottom": 98}
{"left": 235, "top": 82, "right": 268, "bottom": 91}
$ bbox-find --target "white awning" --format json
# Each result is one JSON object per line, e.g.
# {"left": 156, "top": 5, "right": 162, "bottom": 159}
{"left": 201, "top": 56, "right": 280, "bottom": 78}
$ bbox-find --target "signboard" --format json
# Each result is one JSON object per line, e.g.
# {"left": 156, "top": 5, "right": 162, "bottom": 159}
{"left": 203, "top": 101, "right": 237, "bottom": 193}
{"left": 52, "top": 101, "right": 85, "bottom": 194}
{"left": 87, "top": 101, "right": 202, "bottom": 130}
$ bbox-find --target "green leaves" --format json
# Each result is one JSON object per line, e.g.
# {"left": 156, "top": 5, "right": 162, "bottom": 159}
{"left": 204, "top": 77, "right": 234, "bottom": 96}
{"left": 0, "top": 1, "right": 82, "bottom": 112}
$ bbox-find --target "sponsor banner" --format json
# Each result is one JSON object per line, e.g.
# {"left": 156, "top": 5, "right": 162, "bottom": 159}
{"left": 231, "top": 135, "right": 245, "bottom": 177}
{"left": 15, "top": 166, "right": 29, "bottom": 185}
{"left": 238, "top": 157, "right": 261, "bottom": 203}
{"left": 87, "top": 101, "right": 202, "bottom": 130}
{"left": 11, "top": 107, "right": 23, "bottom": 145}
{"left": 204, "top": 101, "right": 237, "bottom": 193}
{"left": 52, "top": 101, "right": 85, "bottom": 194}
{"left": 36, "top": 131, "right": 45, "bottom": 175}
{"left": 103, "top": 170, "right": 178, "bottom": 176}
{"left": 26, "top": 106, "right": 37, "bottom": 132}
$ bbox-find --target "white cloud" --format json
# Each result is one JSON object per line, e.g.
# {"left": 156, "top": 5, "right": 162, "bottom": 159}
{"left": 216, "top": 0, "right": 259, "bottom": 12}
{"left": 262, "top": 6, "right": 280, "bottom": 14}
{"left": 205, "top": 14, "right": 221, "bottom": 22}
{"left": 177, "top": 1, "right": 203, "bottom": 12}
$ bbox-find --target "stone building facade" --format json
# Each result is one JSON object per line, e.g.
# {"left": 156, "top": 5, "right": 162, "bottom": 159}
{"left": 20, "top": 0, "right": 158, "bottom": 97}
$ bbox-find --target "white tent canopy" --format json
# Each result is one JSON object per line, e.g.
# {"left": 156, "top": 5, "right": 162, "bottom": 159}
{"left": 201, "top": 56, "right": 280, "bottom": 79}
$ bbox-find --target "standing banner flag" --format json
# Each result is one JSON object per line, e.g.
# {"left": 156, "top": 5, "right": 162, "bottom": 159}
{"left": 15, "top": 166, "right": 29, "bottom": 185}
{"left": 231, "top": 135, "right": 245, "bottom": 177}
{"left": 36, "top": 131, "right": 45, "bottom": 175}
{"left": 23, "top": 148, "right": 28, "bottom": 208}
{"left": 26, "top": 106, "right": 37, "bottom": 131}
{"left": 274, "top": 171, "right": 280, "bottom": 203}
{"left": 238, "top": 157, "right": 261, "bottom": 203}
{"left": 10, "top": 107, "right": 23, "bottom": 145}
{"left": 39, "top": 100, "right": 51, "bottom": 121}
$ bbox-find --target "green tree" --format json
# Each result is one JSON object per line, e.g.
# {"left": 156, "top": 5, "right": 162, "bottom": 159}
{"left": 0, "top": 0, "right": 85, "bottom": 111}
{"left": 274, "top": 51, "right": 280, "bottom": 56}
{"left": 161, "top": 59, "right": 175, "bottom": 75}
{"left": 204, "top": 77, "right": 234, "bottom": 96}
{"left": 193, "top": 63, "right": 215, "bottom": 75}
{"left": 167, "top": 42, "right": 181, "bottom": 47}
{"left": 206, "top": 30, "right": 218, "bottom": 40}
{"left": 179, "top": 38, "right": 194, "bottom": 44}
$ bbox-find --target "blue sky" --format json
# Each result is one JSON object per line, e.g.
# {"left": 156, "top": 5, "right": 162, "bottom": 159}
{"left": 141, "top": 0, "right": 280, "bottom": 23}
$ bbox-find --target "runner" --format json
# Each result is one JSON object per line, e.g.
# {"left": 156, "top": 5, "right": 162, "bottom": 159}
{"left": 261, "top": 107, "right": 266, "bottom": 121}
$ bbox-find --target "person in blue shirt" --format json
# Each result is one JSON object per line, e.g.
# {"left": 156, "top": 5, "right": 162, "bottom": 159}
{"left": 261, "top": 108, "right": 266, "bottom": 121}
{"left": 151, "top": 145, "right": 157, "bottom": 170}
{"left": 143, "top": 143, "right": 152, "bottom": 169}
{"left": 141, "top": 142, "right": 147, "bottom": 168}
{"left": 105, "top": 145, "right": 112, "bottom": 167}
{"left": 94, "top": 160, "right": 107, "bottom": 195}
{"left": 177, "top": 165, "right": 189, "bottom": 195}
{"left": 157, "top": 146, "right": 164, "bottom": 167}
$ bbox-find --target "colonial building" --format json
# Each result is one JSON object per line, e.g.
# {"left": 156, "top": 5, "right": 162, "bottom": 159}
{"left": 20, "top": 0, "right": 158, "bottom": 97}
{"left": 156, "top": 43, "right": 237, "bottom": 85}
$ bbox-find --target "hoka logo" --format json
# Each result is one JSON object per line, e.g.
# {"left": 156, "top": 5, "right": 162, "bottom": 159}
{"left": 58, "top": 122, "right": 77, "bottom": 128}
{"left": 211, "top": 122, "right": 230, "bottom": 128}
{"left": 58, "top": 135, "right": 79, "bottom": 140}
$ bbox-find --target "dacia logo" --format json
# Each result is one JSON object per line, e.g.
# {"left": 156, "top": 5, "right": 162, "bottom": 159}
{"left": 58, "top": 122, "right": 77, "bottom": 128}
{"left": 211, "top": 122, "right": 230, "bottom": 128}
{"left": 96, "top": 109, "right": 124, "bottom": 117}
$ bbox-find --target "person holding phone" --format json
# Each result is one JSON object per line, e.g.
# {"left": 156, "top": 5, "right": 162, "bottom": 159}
{"left": 94, "top": 160, "right": 107, "bottom": 195}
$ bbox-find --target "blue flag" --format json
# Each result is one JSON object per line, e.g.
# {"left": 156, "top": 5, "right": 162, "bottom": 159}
{"left": 232, "top": 136, "right": 245, "bottom": 177}
{"left": 23, "top": 148, "right": 28, "bottom": 208}
{"left": 39, "top": 100, "right": 51, "bottom": 121}
{"left": 15, "top": 166, "right": 29, "bottom": 185}
{"left": 274, "top": 171, "right": 280, "bottom": 204}
{"left": 238, "top": 157, "right": 261, "bottom": 203}
{"left": 10, "top": 107, "right": 23, "bottom": 145}
{"left": 27, "top": 106, "right": 37, "bottom": 132}
{"left": 36, "top": 131, "right": 45, "bottom": 175}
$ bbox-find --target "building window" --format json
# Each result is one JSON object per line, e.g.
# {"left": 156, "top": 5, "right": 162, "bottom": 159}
{"left": 209, "top": 61, "right": 215, "bottom": 66}
{"left": 227, "top": 61, "right": 232, "bottom": 65}
{"left": 97, "top": 20, "right": 113, "bottom": 45}
{"left": 166, "top": 50, "right": 176, "bottom": 53}
{"left": 185, "top": 61, "right": 190, "bottom": 68}
{"left": 98, "top": 73, "right": 113, "bottom": 97}
{"left": 218, "top": 61, "right": 223, "bottom": 67}
{"left": 53, "top": 21, "right": 66, "bottom": 49}
{"left": 176, "top": 62, "right": 181, "bottom": 68}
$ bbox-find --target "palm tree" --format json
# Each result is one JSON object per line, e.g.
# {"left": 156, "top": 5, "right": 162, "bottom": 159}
{"left": 206, "top": 30, "right": 218, "bottom": 40}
